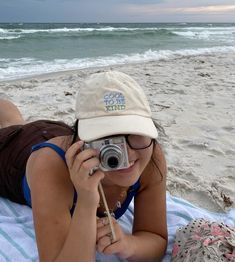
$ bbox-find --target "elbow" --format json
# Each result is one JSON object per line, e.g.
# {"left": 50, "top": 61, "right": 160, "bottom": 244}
{"left": 158, "top": 234, "right": 168, "bottom": 261}
{"left": 160, "top": 231, "right": 168, "bottom": 258}
{"left": 152, "top": 232, "right": 168, "bottom": 261}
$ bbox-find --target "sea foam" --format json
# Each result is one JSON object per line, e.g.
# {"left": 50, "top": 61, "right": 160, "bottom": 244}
{"left": 1, "top": 45, "right": 235, "bottom": 81}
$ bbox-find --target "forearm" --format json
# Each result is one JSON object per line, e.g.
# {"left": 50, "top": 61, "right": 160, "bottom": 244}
{"left": 127, "top": 231, "right": 167, "bottom": 262}
{"left": 55, "top": 201, "right": 97, "bottom": 262}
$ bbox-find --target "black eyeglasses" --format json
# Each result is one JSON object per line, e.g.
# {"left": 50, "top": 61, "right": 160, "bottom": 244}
{"left": 124, "top": 134, "right": 153, "bottom": 150}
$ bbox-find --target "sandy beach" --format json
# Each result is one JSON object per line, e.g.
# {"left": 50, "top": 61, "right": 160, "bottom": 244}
{"left": 0, "top": 52, "right": 234, "bottom": 212}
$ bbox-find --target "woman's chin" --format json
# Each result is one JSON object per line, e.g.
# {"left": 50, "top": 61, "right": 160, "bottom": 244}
{"left": 103, "top": 161, "right": 140, "bottom": 186}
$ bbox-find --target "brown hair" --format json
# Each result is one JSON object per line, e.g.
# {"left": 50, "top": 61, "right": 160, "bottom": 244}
{"left": 71, "top": 119, "right": 79, "bottom": 144}
{"left": 145, "top": 120, "right": 167, "bottom": 182}
{"left": 149, "top": 140, "right": 165, "bottom": 182}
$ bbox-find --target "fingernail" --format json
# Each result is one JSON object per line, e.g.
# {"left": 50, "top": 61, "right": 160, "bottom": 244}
{"left": 78, "top": 140, "right": 84, "bottom": 146}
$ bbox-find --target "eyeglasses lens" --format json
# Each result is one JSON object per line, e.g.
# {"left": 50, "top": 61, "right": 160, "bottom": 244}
{"left": 127, "top": 135, "right": 152, "bottom": 149}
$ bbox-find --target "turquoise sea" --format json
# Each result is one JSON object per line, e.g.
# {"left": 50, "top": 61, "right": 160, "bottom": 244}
{"left": 0, "top": 23, "right": 235, "bottom": 81}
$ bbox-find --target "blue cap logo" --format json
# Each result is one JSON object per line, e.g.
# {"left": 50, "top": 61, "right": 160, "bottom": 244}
{"left": 103, "top": 92, "right": 126, "bottom": 112}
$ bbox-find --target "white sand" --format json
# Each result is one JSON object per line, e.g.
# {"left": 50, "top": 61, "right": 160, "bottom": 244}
{"left": 0, "top": 52, "right": 234, "bottom": 212}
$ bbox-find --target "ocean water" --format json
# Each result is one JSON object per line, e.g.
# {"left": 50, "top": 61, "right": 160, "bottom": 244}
{"left": 0, "top": 22, "right": 235, "bottom": 81}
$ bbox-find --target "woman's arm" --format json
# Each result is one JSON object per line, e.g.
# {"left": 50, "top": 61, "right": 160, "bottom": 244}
{"left": 129, "top": 143, "right": 168, "bottom": 261}
{"left": 26, "top": 141, "right": 103, "bottom": 262}
{"left": 96, "top": 143, "right": 168, "bottom": 261}
{"left": 54, "top": 198, "right": 97, "bottom": 262}
{"left": 97, "top": 179, "right": 167, "bottom": 262}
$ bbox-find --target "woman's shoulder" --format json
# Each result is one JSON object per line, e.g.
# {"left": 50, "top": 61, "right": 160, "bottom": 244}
{"left": 46, "top": 135, "right": 73, "bottom": 151}
{"left": 26, "top": 135, "right": 73, "bottom": 189}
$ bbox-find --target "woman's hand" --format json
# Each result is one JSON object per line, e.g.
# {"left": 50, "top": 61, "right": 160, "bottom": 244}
{"left": 65, "top": 140, "right": 104, "bottom": 207}
{"left": 96, "top": 217, "right": 134, "bottom": 259}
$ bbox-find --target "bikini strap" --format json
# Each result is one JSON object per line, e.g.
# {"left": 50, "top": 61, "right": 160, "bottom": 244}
{"left": 23, "top": 142, "right": 77, "bottom": 213}
{"left": 113, "top": 179, "right": 140, "bottom": 219}
{"left": 31, "top": 142, "right": 66, "bottom": 162}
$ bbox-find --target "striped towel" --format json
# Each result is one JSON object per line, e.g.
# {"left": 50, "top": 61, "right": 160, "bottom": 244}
{"left": 0, "top": 193, "right": 234, "bottom": 262}
{"left": 0, "top": 198, "right": 37, "bottom": 262}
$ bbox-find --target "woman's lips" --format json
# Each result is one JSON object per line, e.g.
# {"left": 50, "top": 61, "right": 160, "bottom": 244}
{"left": 129, "top": 160, "right": 135, "bottom": 167}
{"left": 115, "top": 160, "right": 137, "bottom": 173}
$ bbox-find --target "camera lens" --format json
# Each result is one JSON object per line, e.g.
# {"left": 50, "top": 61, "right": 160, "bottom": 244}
{"left": 100, "top": 145, "right": 123, "bottom": 170}
{"left": 107, "top": 156, "right": 119, "bottom": 168}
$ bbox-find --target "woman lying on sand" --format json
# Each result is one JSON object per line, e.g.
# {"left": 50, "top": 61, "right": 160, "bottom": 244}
{"left": 0, "top": 71, "right": 167, "bottom": 261}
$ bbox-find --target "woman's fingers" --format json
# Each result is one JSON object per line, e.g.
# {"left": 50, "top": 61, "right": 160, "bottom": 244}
{"left": 73, "top": 148, "right": 99, "bottom": 173}
{"left": 96, "top": 217, "right": 118, "bottom": 242}
{"left": 66, "top": 140, "right": 104, "bottom": 194}
{"left": 97, "top": 217, "right": 109, "bottom": 229}
{"left": 96, "top": 219, "right": 128, "bottom": 257}
{"left": 97, "top": 223, "right": 112, "bottom": 241}
{"left": 66, "top": 140, "right": 99, "bottom": 175}
{"left": 65, "top": 140, "right": 84, "bottom": 169}
{"left": 96, "top": 235, "right": 112, "bottom": 253}
{"left": 89, "top": 170, "right": 105, "bottom": 184}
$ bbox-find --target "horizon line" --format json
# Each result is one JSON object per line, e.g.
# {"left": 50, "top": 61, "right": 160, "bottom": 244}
{"left": 1, "top": 21, "right": 235, "bottom": 24}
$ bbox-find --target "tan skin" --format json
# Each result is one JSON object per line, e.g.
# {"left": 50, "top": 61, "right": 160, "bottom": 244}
{"left": 0, "top": 99, "right": 168, "bottom": 262}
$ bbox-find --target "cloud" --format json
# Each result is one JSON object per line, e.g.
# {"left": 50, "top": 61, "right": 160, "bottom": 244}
{"left": 1, "top": 0, "right": 235, "bottom": 23}
{"left": 124, "top": 3, "right": 235, "bottom": 15}
{"left": 58, "top": 0, "right": 164, "bottom": 2}
{"left": 119, "top": 0, "right": 164, "bottom": 3}
{"left": 178, "top": 5, "right": 235, "bottom": 14}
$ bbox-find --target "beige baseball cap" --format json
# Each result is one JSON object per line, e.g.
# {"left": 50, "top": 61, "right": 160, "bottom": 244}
{"left": 75, "top": 71, "right": 158, "bottom": 142}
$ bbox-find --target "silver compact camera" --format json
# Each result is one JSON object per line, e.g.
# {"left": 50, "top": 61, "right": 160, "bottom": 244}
{"left": 84, "top": 136, "right": 129, "bottom": 171}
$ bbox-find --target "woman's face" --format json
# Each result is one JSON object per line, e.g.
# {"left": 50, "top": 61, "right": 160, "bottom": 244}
{"left": 102, "top": 139, "right": 154, "bottom": 187}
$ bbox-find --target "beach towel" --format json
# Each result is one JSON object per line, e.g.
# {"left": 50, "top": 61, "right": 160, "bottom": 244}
{"left": 0, "top": 192, "right": 234, "bottom": 262}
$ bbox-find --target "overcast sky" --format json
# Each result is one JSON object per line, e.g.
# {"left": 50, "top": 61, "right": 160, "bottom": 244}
{"left": 0, "top": 0, "right": 235, "bottom": 23}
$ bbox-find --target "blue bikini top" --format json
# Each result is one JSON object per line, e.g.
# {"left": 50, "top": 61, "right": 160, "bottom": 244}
{"left": 22, "top": 142, "right": 140, "bottom": 219}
